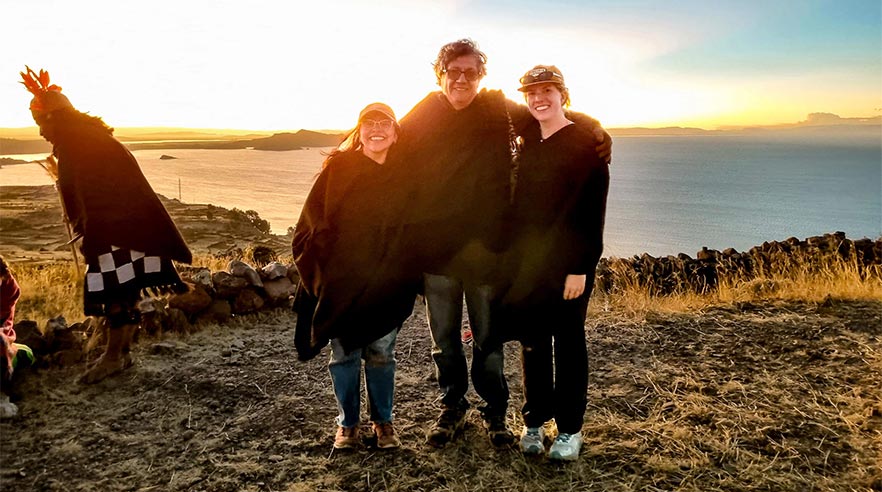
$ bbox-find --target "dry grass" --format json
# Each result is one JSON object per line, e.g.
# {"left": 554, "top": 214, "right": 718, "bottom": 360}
{"left": 11, "top": 251, "right": 881, "bottom": 330}
{"left": 9, "top": 253, "right": 277, "bottom": 329}
{"left": 592, "top": 253, "right": 882, "bottom": 319}
{"left": 10, "top": 260, "right": 82, "bottom": 327}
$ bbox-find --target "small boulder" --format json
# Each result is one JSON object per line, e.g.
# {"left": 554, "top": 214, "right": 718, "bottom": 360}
{"left": 13, "top": 320, "right": 47, "bottom": 355}
{"left": 190, "top": 268, "right": 214, "bottom": 293}
{"left": 49, "top": 349, "right": 83, "bottom": 366}
{"left": 197, "top": 299, "right": 232, "bottom": 324}
{"left": 261, "top": 262, "right": 287, "bottom": 281}
{"left": 151, "top": 341, "right": 189, "bottom": 355}
{"left": 229, "top": 260, "right": 263, "bottom": 288}
{"left": 168, "top": 282, "right": 212, "bottom": 315}
{"left": 233, "top": 288, "right": 264, "bottom": 314}
{"left": 166, "top": 308, "right": 193, "bottom": 334}
{"left": 44, "top": 316, "right": 67, "bottom": 336}
{"left": 212, "top": 271, "right": 249, "bottom": 299}
{"left": 263, "top": 277, "right": 296, "bottom": 304}
{"left": 696, "top": 247, "right": 719, "bottom": 261}
{"left": 50, "top": 325, "right": 83, "bottom": 354}
{"left": 139, "top": 299, "right": 168, "bottom": 335}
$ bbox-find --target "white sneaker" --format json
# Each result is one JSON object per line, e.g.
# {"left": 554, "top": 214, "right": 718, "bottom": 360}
{"left": 0, "top": 394, "right": 18, "bottom": 419}
{"left": 549, "top": 431, "right": 582, "bottom": 461}
{"left": 520, "top": 426, "right": 545, "bottom": 455}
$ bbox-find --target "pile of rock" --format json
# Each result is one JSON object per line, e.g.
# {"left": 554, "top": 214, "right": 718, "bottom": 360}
{"left": 595, "top": 232, "right": 882, "bottom": 296}
{"left": 9, "top": 260, "right": 301, "bottom": 370}
{"left": 140, "top": 260, "right": 300, "bottom": 334}
{"left": 12, "top": 316, "right": 94, "bottom": 368}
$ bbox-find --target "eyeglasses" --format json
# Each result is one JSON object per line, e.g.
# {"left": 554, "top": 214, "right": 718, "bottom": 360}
{"left": 519, "top": 68, "right": 564, "bottom": 86}
{"left": 442, "top": 68, "right": 481, "bottom": 82}
{"left": 361, "top": 118, "right": 394, "bottom": 130}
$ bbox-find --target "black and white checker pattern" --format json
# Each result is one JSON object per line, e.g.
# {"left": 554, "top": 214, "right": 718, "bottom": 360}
{"left": 82, "top": 245, "right": 186, "bottom": 317}
{"left": 85, "top": 246, "right": 164, "bottom": 294}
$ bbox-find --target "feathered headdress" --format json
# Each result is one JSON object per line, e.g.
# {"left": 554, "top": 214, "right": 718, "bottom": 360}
{"left": 20, "top": 66, "right": 73, "bottom": 114}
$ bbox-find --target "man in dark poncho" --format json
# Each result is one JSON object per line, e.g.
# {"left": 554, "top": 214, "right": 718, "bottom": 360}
{"left": 21, "top": 67, "right": 192, "bottom": 384}
{"left": 395, "top": 39, "right": 612, "bottom": 447}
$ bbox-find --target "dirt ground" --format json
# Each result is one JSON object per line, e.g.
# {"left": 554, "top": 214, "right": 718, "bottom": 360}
{"left": 1, "top": 298, "right": 880, "bottom": 492}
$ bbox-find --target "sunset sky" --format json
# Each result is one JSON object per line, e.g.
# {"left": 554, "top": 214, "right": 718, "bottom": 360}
{"left": 1, "top": 0, "right": 879, "bottom": 131}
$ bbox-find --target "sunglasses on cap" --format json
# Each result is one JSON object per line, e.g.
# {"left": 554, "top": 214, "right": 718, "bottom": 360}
{"left": 442, "top": 68, "right": 482, "bottom": 82}
{"left": 361, "top": 118, "right": 395, "bottom": 130}
{"left": 519, "top": 68, "right": 564, "bottom": 86}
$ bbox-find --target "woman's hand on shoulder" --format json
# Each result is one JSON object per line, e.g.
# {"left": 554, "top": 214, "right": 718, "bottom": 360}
{"left": 563, "top": 274, "right": 586, "bottom": 300}
{"left": 594, "top": 128, "right": 612, "bottom": 165}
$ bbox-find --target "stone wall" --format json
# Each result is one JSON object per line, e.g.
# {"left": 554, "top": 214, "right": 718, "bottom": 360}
{"left": 594, "top": 232, "right": 882, "bottom": 296}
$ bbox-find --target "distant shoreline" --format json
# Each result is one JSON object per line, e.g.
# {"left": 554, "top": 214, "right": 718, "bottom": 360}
{"left": 0, "top": 157, "right": 29, "bottom": 166}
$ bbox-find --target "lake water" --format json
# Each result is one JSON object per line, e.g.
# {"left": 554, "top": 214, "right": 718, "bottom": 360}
{"left": 2, "top": 135, "right": 880, "bottom": 258}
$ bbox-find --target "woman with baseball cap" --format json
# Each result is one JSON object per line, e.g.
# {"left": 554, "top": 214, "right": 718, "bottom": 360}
{"left": 504, "top": 65, "right": 610, "bottom": 461}
{"left": 292, "top": 102, "right": 417, "bottom": 450}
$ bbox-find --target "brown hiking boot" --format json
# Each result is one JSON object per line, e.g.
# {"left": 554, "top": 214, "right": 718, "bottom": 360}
{"left": 426, "top": 406, "right": 467, "bottom": 447}
{"left": 483, "top": 413, "right": 516, "bottom": 447}
{"left": 333, "top": 426, "right": 360, "bottom": 449}
{"left": 372, "top": 422, "right": 401, "bottom": 449}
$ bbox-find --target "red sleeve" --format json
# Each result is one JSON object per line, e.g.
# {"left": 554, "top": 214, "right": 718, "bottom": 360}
{"left": 0, "top": 274, "right": 21, "bottom": 334}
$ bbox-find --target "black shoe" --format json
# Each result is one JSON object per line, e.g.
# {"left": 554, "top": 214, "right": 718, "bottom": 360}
{"left": 426, "top": 406, "right": 467, "bottom": 447}
{"left": 482, "top": 411, "right": 515, "bottom": 447}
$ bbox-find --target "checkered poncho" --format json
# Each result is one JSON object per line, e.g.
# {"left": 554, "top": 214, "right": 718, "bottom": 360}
{"left": 83, "top": 245, "right": 186, "bottom": 316}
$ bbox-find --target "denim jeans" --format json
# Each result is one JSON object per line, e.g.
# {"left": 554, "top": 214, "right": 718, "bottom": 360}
{"left": 424, "top": 273, "right": 509, "bottom": 416}
{"left": 328, "top": 328, "right": 398, "bottom": 428}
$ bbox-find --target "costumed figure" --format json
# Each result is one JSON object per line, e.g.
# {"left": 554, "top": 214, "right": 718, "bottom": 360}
{"left": 291, "top": 103, "right": 417, "bottom": 450}
{"left": 21, "top": 67, "right": 192, "bottom": 384}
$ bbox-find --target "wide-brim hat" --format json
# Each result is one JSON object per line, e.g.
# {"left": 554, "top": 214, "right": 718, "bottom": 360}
{"left": 518, "top": 65, "right": 566, "bottom": 92}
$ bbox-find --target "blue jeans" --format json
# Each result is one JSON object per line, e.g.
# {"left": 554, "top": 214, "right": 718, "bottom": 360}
{"left": 328, "top": 328, "right": 398, "bottom": 428}
{"left": 424, "top": 273, "right": 509, "bottom": 416}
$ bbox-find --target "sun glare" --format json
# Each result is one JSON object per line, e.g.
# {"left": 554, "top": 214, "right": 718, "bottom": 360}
{"left": 0, "top": 1, "right": 879, "bottom": 131}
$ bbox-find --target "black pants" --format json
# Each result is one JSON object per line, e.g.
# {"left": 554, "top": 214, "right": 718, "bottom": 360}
{"left": 519, "top": 294, "right": 589, "bottom": 434}
{"left": 424, "top": 273, "right": 508, "bottom": 416}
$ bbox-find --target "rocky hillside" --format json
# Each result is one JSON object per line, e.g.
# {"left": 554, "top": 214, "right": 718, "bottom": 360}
{"left": 0, "top": 185, "right": 290, "bottom": 263}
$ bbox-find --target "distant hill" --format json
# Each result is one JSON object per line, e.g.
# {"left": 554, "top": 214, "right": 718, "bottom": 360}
{"left": 720, "top": 113, "right": 882, "bottom": 131}
{"left": 0, "top": 127, "right": 275, "bottom": 140}
{"left": 125, "top": 129, "right": 344, "bottom": 151}
{"left": 609, "top": 127, "right": 715, "bottom": 136}
{"left": 2, "top": 113, "right": 877, "bottom": 154}
{"left": 248, "top": 130, "right": 343, "bottom": 150}
{"left": 0, "top": 129, "right": 345, "bottom": 154}
{"left": 0, "top": 138, "right": 51, "bottom": 155}
{"left": 609, "top": 113, "right": 880, "bottom": 139}
{"left": 0, "top": 157, "right": 29, "bottom": 166}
